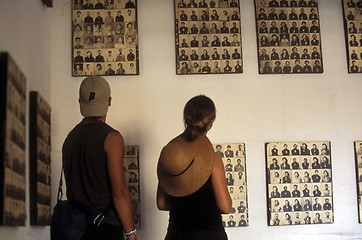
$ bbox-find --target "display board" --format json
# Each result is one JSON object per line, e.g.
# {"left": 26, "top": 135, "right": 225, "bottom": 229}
{"left": 254, "top": 0, "right": 323, "bottom": 74}
{"left": 214, "top": 143, "right": 249, "bottom": 227}
{"left": 266, "top": 141, "right": 333, "bottom": 226}
{"left": 72, "top": 0, "right": 139, "bottom": 76}
{"left": 0, "top": 52, "right": 27, "bottom": 226}
{"left": 175, "top": 0, "right": 243, "bottom": 74}
{"left": 29, "top": 91, "right": 52, "bottom": 225}
{"left": 354, "top": 141, "right": 362, "bottom": 223}
{"left": 342, "top": 0, "right": 362, "bottom": 73}
{"left": 125, "top": 145, "right": 141, "bottom": 229}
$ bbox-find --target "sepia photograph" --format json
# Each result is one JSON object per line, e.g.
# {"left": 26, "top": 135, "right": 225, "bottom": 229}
{"left": 124, "top": 145, "right": 141, "bottom": 229}
{"left": 175, "top": 0, "right": 243, "bottom": 74}
{"left": 213, "top": 143, "right": 249, "bottom": 227}
{"left": 29, "top": 91, "right": 52, "bottom": 226}
{"left": 0, "top": 52, "right": 27, "bottom": 226}
{"left": 342, "top": 0, "right": 362, "bottom": 73}
{"left": 72, "top": 0, "right": 139, "bottom": 76}
{"left": 255, "top": 0, "right": 324, "bottom": 74}
{"left": 265, "top": 141, "right": 334, "bottom": 226}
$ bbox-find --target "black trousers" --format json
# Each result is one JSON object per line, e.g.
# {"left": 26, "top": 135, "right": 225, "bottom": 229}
{"left": 165, "top": 230, "right": 228, "bottom": 240}
{"left": 81, "top": 222, "right": 124, "bottom": 240}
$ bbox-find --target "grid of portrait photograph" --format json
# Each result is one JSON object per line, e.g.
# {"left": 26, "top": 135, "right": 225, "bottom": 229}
{"left": 354, "top": 141, "right": 362, "bottom": 223}
{"left": 124, "top": 145, "right": 141, "bottom": 229}
{"left": 29, "top": 92, "right": 51, "bottom": 226}
{"left": 342, "top": 0, "right": 362, "bottom": 73}
{"left": 72, "top": 0, "right": 139, "bottom": 76}
{"left": 0, "top": 52, "right": 27, "bottom": 225}
{"left": 265, "top": 141, "right": 334, "bottom": 226}
{"left": 213, "top": 143, "right": 249, "bottom": 227}
{"left": 175, "top": 0, "right": 243, "bottom": 74}
{"left": 254, "top": 0, "right": 324, "bottom": 74}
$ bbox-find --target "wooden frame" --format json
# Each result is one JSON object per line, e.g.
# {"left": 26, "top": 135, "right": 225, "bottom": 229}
{"left": 29, "top": 91, "right": 51, "bottom": 225}
{"left": 265, "top": 141, "right": 333, "bottom": 226}
{"left": 354, "top": 141, "right": 362, "bottom": 223}
{"left": 125, "top": 145, "right": 141, "bottom": 229}
{"left": 174, "top": 0, "right": 243, "bottom": 74}
{"left": 254, "top": 0, "right": 324, "bottom": 74}
{"left": 342, "top": 0, "right": 362, "bottom": 73}
{"left": 72, "top": 0, "right": 139, "bottom": 76}
{"left": 0, "top": 52, "right": 27, "bottom": 226}
{"left": 213, "top": 143, "right": 249, "bottom": 227}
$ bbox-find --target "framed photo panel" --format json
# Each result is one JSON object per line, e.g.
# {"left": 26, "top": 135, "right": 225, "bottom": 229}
{"left": 175, "top": 0, "right": 243, "bottom": 74}
{"left": 354, "top": 141, "right": 362, "bottom": 223}
{"left": 29, "top": 91, "right": 51, "bottom": 225}
{"left": 265, "top": 141, "right": 333, "bottom": 226}
{"left": 342, "top": 0, "right": 362, "bottom": 73}
{"left": 0, "top": 52, "right": 27, "bottom": 226}
{"left": 124, "top": 145, "right": 141, "bottom": 229}
{"left": 254, "top": 0, "right": 323, "bottom": 74}
{"left": 213, "top": 143, "right": 249, "bottom": 227}
{"left": 72, "top": 0, "right": 139, "bottom": 76}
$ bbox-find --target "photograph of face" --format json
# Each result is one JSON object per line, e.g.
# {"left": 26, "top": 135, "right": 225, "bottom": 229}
{"left": 255, "top": 0, "right": 324, "bottom": 74}
{"left": 342, "top": 0, "right": 362, "bottom": 73}
{"left": 71, "top": 0, "right": 139, "bottom": 76}
{"left": 265, "top": 141, "right": 334, "bottom": 226}
{"left": 213, "top": 143, "right": 249, "bottom": 227}
{"left": 175, "top": 0, "right": 243, "bottom": 75}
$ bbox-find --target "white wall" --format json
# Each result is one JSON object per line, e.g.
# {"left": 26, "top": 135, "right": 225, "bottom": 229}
{"left": 49, "top": 0, "right": 362, "bottom": 240}
{"left": 0, "top": 1, "right": 51, "bottom": 239}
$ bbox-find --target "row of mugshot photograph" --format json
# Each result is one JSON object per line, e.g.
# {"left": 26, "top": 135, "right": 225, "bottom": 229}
{"left": 269, "top": 169, "right": 332, "bottom": 184}
{"left": 177, "top": 8, "right": 240, "bottom": 22}
{"left": 269, "top": 210, "right": 333, "bottom": 226}
{"left": 269, "top": 196, "right": 333, "bottom": 213}
{"left": 177, "top": 0, "right": 239, "bottom": 8}
{"left": 259, "top": 46, "right": 322, "bottom": 61}
{"left": 260, "top": 59, "right": 322, "bottom": 73}
{"left": 74, "top": 0, "right": 136, "bottom": 10}
{"left": 178, "top": 47, "right": 242, "bottom": 61}
{"left": 256, "top": 7, "right": 320, "bottom": 21}
{"left": 73, "top": 9, "right": 136, "bottom": 26}
{"left": 178, "top": 21, "right": 241, "bottom": 35}
{"left": 268, "top": 156, "right": 331, "bottom": 170}
{"left": 73, "top": 48, "right": 137, "bottom": 62}
{"left": 267, "top": 142, "right": 330, "bottom": 156}
{"left": 257, "top": 0, "right": 319, "bottom": 8}
{"left": 178, "top": 59, "right": 243, "bottom": 73}
{"left": 178, "top": 34, "right": 242, "bottom": 48}
{"left": 73, "top": 61, "right": 137, "bottom": 75}
{"left": 345, "top": 0, "right": 362, "bottom": 9}
{"left": 257, "top": 20, "right": 321, "bottom": 35}
{"left": 269, "top": 183, "right": 332, "bottom": 198}
{"left": 258, "top": 31, "right": 321, "bottom": 47}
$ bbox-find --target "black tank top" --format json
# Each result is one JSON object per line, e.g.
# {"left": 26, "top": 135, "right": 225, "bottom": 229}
{"left": 167, "top": 177, "right": 224, "bottom": 231}
{"left": 62, "top": 122, "right": 120, "bottom": 226}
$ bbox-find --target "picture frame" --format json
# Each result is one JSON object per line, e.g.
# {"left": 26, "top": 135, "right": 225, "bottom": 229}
{"left": 342, "top": 0, "right": 362, "bottom": 73}
{"left": 265, "top": 141, "right": 334, "bottom": 226}
{"left": 254, "top": 0, "right": 324, "bottom": 74}
{"left": 29, "top": 91, "right": 52, "bottom": 226}
{"left": 72, "top": 0, "right": 139, "bottom": 76}
{"left": 0, "top": 52, "right": 27, "bottom": 226}
{"left": 124, "top": 145, "right": 141, "bottom": 229}
{"left": 213, "top": 143, "right": 249, "bottom": 227}
{"left": 174, "top": 0, "right": 243, "bottom": 74}
{"left": 354, "top": 141, "right": 362, "bottom": 223}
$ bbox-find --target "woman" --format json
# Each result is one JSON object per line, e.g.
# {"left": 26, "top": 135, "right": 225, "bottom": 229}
{"left": 157, "top": 95, "right": 232, "bottom": 240}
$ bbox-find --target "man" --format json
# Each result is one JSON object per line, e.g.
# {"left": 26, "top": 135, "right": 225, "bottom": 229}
{"left": 62, "top": 77, "right": 137, "bottom": 240}
{"left": 282, "top": 144, "right": 290, "bottom": 155}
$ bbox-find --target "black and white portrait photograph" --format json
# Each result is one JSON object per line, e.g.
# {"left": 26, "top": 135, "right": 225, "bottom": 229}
{"left": 29, "top": 91, "right": 52, "bottom": 226}
{"left": 0, "top": 52, "right": 27, "bottom": 226}
{"left": 175, "top": 0, "right": 243, "bottom": 74}
{"left": 255, "top": 0, "right": 324, "bottom": 74}
{"left": 265, "top": 141, "right": 334, "bottom": 226}
{"left": 213, "top": 143, "right": 249, "bottom": 227}
{"left": 72, "top": 0, "right": 139, "bottom": 76}
{"left": 355, "top": 141, "right": 362, "bottom": 223}
{"left": 124, "top": 145, "right": 141, "bottom": 229}
{"left": 342, "top": 0, "right": 362, "bottom": 73}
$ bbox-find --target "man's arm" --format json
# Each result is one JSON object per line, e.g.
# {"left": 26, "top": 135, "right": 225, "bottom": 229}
{"left": 105, "top": 131, "right": 137, "bottom": 239}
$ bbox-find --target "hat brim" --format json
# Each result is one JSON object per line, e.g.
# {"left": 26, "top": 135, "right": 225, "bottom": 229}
{"left": 157, "top": 136, "right": 215, "bottom": 197}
